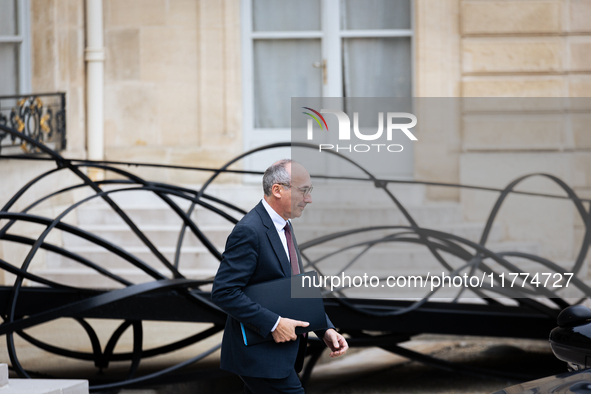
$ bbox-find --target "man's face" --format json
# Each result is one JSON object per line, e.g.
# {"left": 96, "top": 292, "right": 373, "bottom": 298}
{"left": 287, "top": 162, "right": 313, "bottom": 219}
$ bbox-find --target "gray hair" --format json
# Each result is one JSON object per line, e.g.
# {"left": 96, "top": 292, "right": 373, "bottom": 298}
{"left": 262, "top": 159, "right": 292, "bottom": 196}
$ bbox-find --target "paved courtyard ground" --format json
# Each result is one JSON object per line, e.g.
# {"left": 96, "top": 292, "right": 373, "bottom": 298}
{"left": 122, "top": 335, "right": 565, "bottom": 394}
{"left": 2, "top": 319, "right": 566, "bottom": 394}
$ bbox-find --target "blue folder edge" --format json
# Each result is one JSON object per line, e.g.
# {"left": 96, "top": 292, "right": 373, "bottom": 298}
{"left": 240, "top": 322, "right": 248, "bottom": 346}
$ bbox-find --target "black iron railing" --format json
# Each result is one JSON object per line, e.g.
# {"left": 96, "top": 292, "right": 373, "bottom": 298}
{"left": 0, "top": 93, "right": 66, "bottom": 154}
{"left": 0, "top": 122, "right": 589, "bottom": 389}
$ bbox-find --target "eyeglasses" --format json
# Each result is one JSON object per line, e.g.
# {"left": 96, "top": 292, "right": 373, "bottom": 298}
{"left": 276, "top": 183, "right": 313, "bottom": 197}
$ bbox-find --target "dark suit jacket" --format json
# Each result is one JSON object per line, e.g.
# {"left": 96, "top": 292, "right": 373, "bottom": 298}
{"left": 211, "top": 201, "right": 333, "bottom": 379}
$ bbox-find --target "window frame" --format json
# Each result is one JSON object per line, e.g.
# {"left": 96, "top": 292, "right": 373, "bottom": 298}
{"left": 0, "top": 0, "right": 32, "bottom": 95}
{"left": 240, "top": 0, "right": 415, "bottom": 177}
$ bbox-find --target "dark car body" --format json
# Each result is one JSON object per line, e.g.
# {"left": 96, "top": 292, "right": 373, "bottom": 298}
{"left": 493, "top": 369, "right": 591, "bottom": 394}
{"left": 494, "top": 305, "right": 591, "bottom": 394}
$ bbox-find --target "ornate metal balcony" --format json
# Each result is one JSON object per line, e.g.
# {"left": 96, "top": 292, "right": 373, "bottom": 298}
{"left": 0, "top": 93, "right": 66, "bottom": 154}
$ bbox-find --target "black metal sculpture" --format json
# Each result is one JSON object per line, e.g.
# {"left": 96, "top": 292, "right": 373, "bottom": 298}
{"left": 0, "top": 122, "right": 589, "bottom": 390}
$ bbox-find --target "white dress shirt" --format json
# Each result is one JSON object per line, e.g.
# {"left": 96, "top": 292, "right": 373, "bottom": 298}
{"left": 261, "top": 198, "right": 291, "bottom": 332}
{"left": 261, "top": 198, "right": 291, "bottom": 260}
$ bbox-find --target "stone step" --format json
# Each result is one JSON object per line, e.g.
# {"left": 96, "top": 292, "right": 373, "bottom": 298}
{"left": 34, "top": 262, "right": 573, "bottom": 301}
{"left": 30, "top": 268, "right": 217, "bottom": 289}
{"left": 310, "top": 183, "right": 426, "bottom": 206}
{"left": 297, "top": 203, "right": 464, "bottom": 227}
{"left": 302, "top": 241, "right": 542, "bottom": 277}
{"left": 74, "top": 202, "right": 242, "bottom": 226}
{"left": 74, "top": 202, "right": 464, "bottom": 228}
{"left": 62, "top": 224, "right": 233, "bottom": 249}
{"left": 45, "top": 245, "right": 221, "bottom": 270}
{"left": 76, "top": 183, "right": 263, "bottom": 209}
{"left": 46, "top": 239, "right": 539, "bottom": 277}
{"left": 294, "top": 221, "right": 504, "bottom": 245}
{"left": 31, "top": 267, "right": 495, "bottom": 297}
{"left": 61, "top": 221, "right": 503, "bottom": 250}
{"left": 77, "top": 183, "right": 426, "bottom": 209}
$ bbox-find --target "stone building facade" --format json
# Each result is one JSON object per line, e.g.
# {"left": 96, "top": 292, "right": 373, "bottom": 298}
{"left": 1, "top": 0, "right": 590, "bottom": 285}
{"left": 3, "top": 0, "right": 589, "bottom": 187}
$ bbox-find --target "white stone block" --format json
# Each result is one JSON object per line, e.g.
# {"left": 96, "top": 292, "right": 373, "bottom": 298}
{"left": 462, "top": 38, "right": 564, "bottom": 73}
{"left": 0, "top": 363, "right": 8, "bottom": 387}
{"left": 0, "top": 379, "right": 88, "bottom": 394}
{"left": 462, "top": 76, "right": 566, "bottom": 98}
{"left": 461, "top": 0, "right": 563, "bottom": 35}
{"left": 462, "top": 113, "right": 566, "bottom": 151}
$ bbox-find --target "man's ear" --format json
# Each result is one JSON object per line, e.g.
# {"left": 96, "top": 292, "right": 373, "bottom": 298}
{"left": 271, "top": 184, "right": 283, "bottom": 199}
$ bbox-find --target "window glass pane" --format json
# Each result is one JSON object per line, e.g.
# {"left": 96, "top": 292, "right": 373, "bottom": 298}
{"left": 0, "top": 0, "right": 17, "bottom": 35}
{"left": 0, "top": 43, "right": 18, "bottom": 95}
{"left": 341, "top": 0, "right": 411, "bottom": 30}
{"left": 254, "top": 39, "right": 322, "bottom": 128}
{"left": 343, "top": 37, "right": 411, "bottom": 97}
{"left": 253, "top": 0, "right": 320, "bottom": 31}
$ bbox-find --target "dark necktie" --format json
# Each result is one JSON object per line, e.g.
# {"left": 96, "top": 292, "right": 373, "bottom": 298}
{"left": 284, "top": 222, "right": 307, "bottom": 338}
{"left": 283, "top": 223, "right": 300, "bottom": 275}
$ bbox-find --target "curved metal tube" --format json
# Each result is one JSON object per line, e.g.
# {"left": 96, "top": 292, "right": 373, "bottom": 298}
{"left": 0, "top": 123, "right": 588, "bottom": 387}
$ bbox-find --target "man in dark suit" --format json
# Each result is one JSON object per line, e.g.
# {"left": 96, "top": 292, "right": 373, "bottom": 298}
{"left": 211, "top": 159, "right": 348, "bottom": 393}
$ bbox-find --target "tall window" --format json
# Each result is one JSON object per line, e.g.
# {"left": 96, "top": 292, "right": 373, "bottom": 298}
{"left": 241, "top": 0, "right": 414, "bottom": 177}
{"left": 0, "top": 0, "right": 31, "bottom": 96}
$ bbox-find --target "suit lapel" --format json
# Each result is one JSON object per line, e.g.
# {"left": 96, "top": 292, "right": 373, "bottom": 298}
{"left": 255, "top": 202, "right": 290, "bottom": 277}
{"left": 267, "top": 228, "right": 290, "bottom": 277}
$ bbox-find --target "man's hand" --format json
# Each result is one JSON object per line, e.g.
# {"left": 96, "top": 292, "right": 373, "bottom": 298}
{"left": 323, "top": 328, "right": 348, "bottom": 358}
{"left": 272, "top": 317, "right": 309, "bottom": 343}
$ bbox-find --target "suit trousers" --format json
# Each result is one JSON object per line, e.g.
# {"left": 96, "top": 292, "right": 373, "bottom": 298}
{"left": 240, "top": 369, "right": 305, "bottom": 394}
